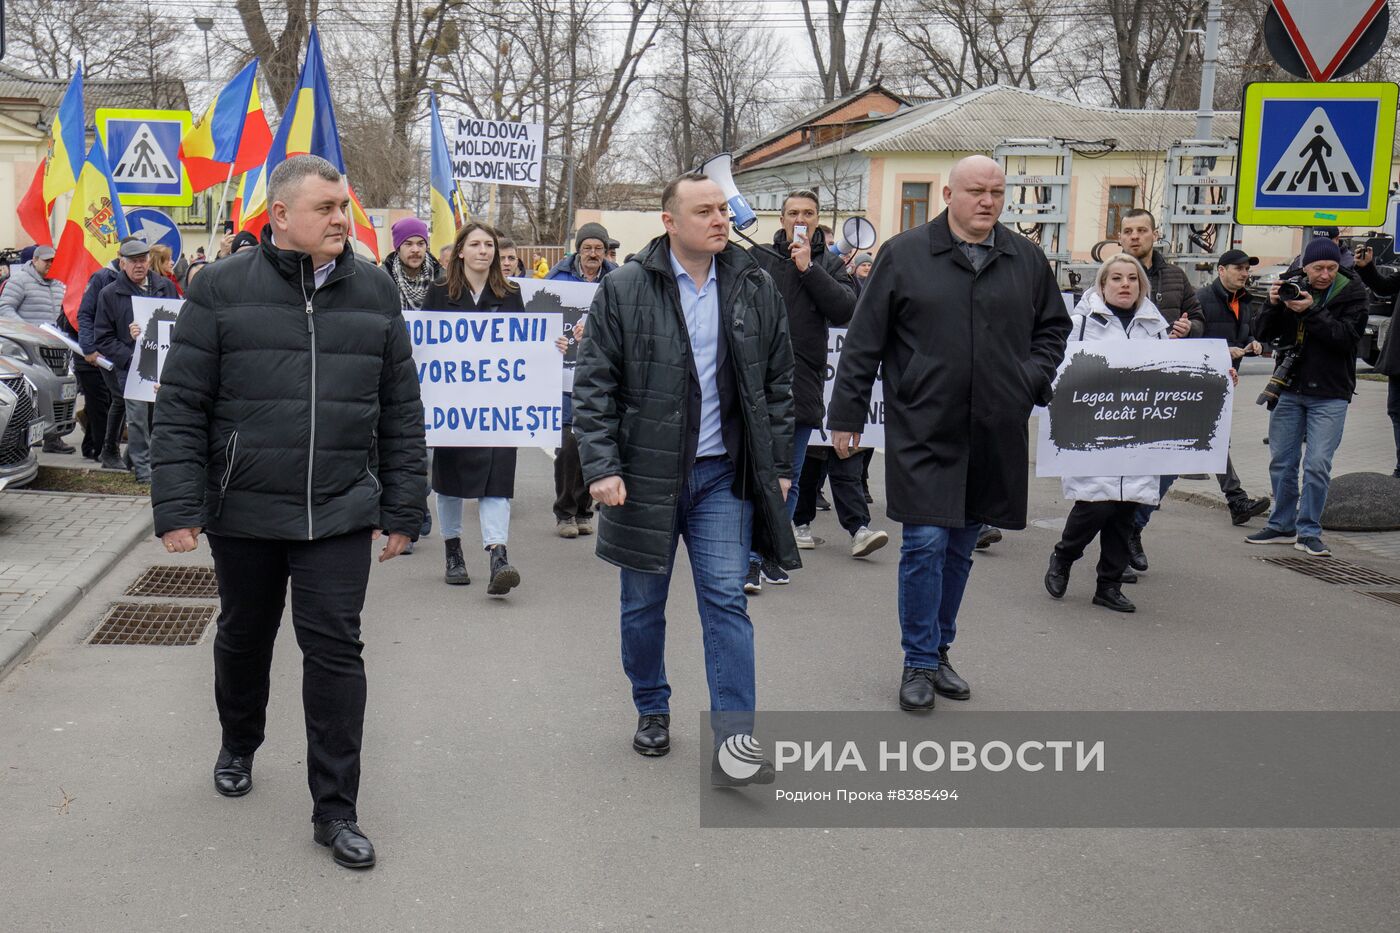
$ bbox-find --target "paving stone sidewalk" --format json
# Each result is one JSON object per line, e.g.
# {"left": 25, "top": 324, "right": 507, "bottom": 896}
{"left": 0, "top": 490, "right": 152, "bottom": 680}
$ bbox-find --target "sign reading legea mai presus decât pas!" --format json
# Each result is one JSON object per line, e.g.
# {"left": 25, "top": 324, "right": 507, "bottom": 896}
{"left": 447, "top": 117, "right": 545, "bottom": 188}
{"left": 405, "top": 309, "right": 563, "bottom": 447}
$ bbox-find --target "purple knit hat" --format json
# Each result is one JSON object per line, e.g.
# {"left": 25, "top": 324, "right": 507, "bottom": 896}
{"left": 392, "top": 217, "right": 430, "bottom": 251}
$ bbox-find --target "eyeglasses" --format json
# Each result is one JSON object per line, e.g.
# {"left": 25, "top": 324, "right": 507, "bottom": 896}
{"left": 579, "top": 244, "right": 606, "bottom": 254}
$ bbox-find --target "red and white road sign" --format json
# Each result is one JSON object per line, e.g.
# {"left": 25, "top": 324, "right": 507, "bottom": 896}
{"left": 1272, "top": 0, "right": 1389, "bottom": 81}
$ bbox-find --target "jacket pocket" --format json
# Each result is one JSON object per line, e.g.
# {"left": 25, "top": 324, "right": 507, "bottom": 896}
{"left": 215, "top": 431, "right": 240, "bottom": 517}
{"left": 366, "top": 430, "right": 382, "bottom": 495}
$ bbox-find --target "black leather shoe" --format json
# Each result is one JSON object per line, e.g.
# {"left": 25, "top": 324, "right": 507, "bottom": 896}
{"left": 313, "top": 819, "right": 376, "bottom": 869}
{"left": 933, "top": 648, "right": 970, "bottom": 700}
{"left": 1120, "top": 567, "right": 1138, "bottom": 584}
{"left": 632, "top": 713, "right": 671, "bottom": 756}
{"left": 213, "top": 748, "right": 253, "bottom": 797}
{"left": 711, "top": 737, "right": 777, "bottom": 787}
{"left": 1127, "top": 529, "right": 1148, "bottom": 572}
{"left": 1045, "top": 554, "right": 1071, "bottom": 598}
{"left": 486, "top": 545, "right": 520, "bottom": 596}
{"left": 1093, "top": 585, "right": 1136, "bottom": 613}
{"left": 99, "top": 450, "right": 125, "bottom": 471}
{"left": 899, "top": 667, "right": 936, "bottom": 711}
{"left": 1230, "top": 496, "right": 1271, "bottom": 526}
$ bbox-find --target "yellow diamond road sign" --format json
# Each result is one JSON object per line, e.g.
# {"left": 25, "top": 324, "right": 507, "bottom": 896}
{"left": 1235, "top": 81, "right": 1397, "bottom": 227}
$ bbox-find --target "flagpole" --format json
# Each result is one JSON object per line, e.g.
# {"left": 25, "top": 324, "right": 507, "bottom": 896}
{"left": 205, "top": 163, "right": 238, "bottom": 258}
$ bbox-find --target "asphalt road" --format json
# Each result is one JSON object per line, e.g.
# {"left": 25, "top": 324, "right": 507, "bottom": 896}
{"left": 2, "top": 449, "right": 1399, "bottom": 931}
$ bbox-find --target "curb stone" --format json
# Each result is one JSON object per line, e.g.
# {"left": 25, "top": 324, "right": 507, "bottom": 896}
{"left": 0, "top": 504, "right": 154, "bottom": 683}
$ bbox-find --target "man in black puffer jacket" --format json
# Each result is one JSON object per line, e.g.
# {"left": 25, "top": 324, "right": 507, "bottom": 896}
{"left": 746, "top": 190, "right": 874, "bottom": 590}
{"left": 573, "top": 171, "right": 797, "bottom": 780}
{"left": 152, "top": 156, "right": 426, "bottom": 871}
{"left": 1194, "top": 249, "right": 1271, "bottom": 526}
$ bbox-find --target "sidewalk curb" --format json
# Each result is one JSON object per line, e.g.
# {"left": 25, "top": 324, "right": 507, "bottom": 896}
{"left": 0, "top": 504, "right": 153, "bottom": 683}
{"left": 1167, "top": 488, "right": 1229, "bottom": 511}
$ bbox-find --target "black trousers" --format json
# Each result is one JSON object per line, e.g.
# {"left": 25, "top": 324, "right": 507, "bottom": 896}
{"left": 553, "top": 427, "right": 593, "bottom": 521}
{"left": 1389, "top": 376, "right": 1400, "bottom": 472}
{"left": 792, "top": 447, "right": 869, "bottom": 533}
{"left": 208, "top": 530, "right": 373, "bottom": 822}
{"left": 99, "top": 368, "right": 126, "bottom": 454}
{"left": 1054, "top": 500, "right": 1138, "bottom": 587}
{"left": 1216, "top": 454, "right": 1247, "bottom": 507}
{"left": 76, "top": 364, "right": 110, "bottom": 458}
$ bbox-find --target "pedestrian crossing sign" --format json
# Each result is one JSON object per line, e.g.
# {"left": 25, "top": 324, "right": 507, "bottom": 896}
{"left": 95, "top": 108, "right": 192, "bottom": 207}
{"left": 1236, "top": 81, "right": 1397, "bottom": 227}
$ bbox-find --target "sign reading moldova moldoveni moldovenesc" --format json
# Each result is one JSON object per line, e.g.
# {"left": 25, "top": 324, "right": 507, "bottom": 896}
{"left": 1235, "top": 81, "right": 1398, "bottom": 227}
{"left": 447, "top": 117, "right": 545, "bottom": 188}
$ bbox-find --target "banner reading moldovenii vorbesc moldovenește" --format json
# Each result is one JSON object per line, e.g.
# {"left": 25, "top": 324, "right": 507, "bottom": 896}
{"left": 1035, "top": 339, "right": 1234, "bottom": 477}
{"left": 405, "top": 310, "right": 563, "bottom": 447}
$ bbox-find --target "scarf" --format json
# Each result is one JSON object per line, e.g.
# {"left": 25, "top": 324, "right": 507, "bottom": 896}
{"left": 388, "top": 252, "right": 433, "bottom": 310}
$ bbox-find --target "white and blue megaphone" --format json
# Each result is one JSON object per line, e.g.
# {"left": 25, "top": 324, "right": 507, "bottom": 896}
{"left": 828, "top": 215, "right": 877, "bottom": 256}
{"left": 700, "top": 152, "right": 757, "bottom": 230}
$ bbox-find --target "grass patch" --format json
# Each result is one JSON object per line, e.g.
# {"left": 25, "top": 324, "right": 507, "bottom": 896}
{"left": 26, "top": 466, "right": 150, "bottom": 497}
{"left": 1359, "top": 373, "right": 1388, "bottom": 382}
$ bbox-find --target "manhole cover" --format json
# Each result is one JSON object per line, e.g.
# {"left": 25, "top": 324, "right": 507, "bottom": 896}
{"left": 124, "top": 565, "right": 219, "bottom": 599}
{"left": 88, "top": 603, "right": 217, "bottom": 646}
{"left": 1360, "top": 591, "right": 1400, "bottom": 608}
{"left": 1259, "top": 556, "right": 1400, "bottom": 587}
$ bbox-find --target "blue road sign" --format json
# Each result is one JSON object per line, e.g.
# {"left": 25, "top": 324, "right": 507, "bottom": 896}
{"left": 125, "top": 208, "right": 183, "bottom": 260}
{"left": 1236, "top": 81, "right": 1397, "bottom": 227}
{"left": 95, "top": 108, "right": 192, "bottom": 207}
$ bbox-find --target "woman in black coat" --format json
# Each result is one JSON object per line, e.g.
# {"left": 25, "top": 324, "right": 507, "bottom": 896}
{"left": 425, "top": 222, "right": 524, "bottom": 596}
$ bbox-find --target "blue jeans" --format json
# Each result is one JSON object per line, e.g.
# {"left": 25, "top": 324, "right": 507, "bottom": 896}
{"left": 436, "top": 494, "right": 511, "bottom": 548}
{"left": 1265, "top": 391, "right": 1349, "bottom": 540}
{"left": 750, "top": 425, "right": 812, "bottom": 563}
{"left": 619, "top": 456, "right": 755, "bottom": 740}
{"left": 898, "top": 523, "right": 981, "bottom": 670}
{"left": 1132, "top": 475, "right": 1176, "bottom": 530}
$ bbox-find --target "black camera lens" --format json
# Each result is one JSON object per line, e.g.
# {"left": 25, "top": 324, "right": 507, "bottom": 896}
{"left": 1277, "top": 281, "right": 1303, "bottom": 302}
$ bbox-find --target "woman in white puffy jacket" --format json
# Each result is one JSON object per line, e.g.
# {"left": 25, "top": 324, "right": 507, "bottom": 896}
{"left": 1044, "top": 254, "right": 1167, "bottom": 614}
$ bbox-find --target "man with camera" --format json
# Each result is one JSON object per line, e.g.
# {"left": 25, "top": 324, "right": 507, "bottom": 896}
{"left": 1195, "top": 249, "right": 1271, "bottom": 525}
{"left": 1246, "top": 238, "right": 1368, "bottom": 557}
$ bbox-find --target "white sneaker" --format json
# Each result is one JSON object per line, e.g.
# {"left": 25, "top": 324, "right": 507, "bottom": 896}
{"left": 851, "top": 526, "right": 889, "bottom": 558}
{"left": 794, "top": 524, "right": 815, "bottom": 549}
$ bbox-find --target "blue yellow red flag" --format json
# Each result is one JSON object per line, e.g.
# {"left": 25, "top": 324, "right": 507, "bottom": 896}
{"left": 51, "top": 137, "right": 130, "bottom": 326}
{"left": 181, "top": 60, "right": 274, "bottom": 192}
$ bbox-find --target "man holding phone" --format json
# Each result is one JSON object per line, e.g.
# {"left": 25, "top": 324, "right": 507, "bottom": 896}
{"left": 745, "top": 190, "right": 863, "bottom": 593}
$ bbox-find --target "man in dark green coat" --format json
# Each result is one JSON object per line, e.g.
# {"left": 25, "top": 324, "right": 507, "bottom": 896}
{"left": 573, "top": 171, "right": 797, "bottom": 782}
{"left": 829, "top": 155, "right": 1071, "bottom": 715}
{"left": 152, "top": 155, "right": 426, "bottom": 870}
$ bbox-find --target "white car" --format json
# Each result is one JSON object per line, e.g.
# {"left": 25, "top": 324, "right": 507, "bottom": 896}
{"left": 0, "top": 358, "right": 41, "bottom": 490}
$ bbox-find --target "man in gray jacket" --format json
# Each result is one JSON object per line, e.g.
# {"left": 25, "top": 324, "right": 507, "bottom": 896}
{"left": 0, "top": 245, "right": 74, "bottom": 452}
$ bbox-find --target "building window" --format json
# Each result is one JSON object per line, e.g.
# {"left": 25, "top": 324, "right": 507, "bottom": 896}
{"left": 1106, "top": 185, "right": 1137, "bottom": 238}
{"left": 900, "top": 182, "right": 930, "bottom": 231}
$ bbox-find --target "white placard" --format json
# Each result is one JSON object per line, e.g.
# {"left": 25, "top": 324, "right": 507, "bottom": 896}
{"left": 405, "top": 309, "right": 564, "bottom": 447}
{"left": 515, "top": 278, "right": 598, "bottom": 392}
{"left": 1035, "top": 339, "right": 1234, "bottom": 477}
{"left": 123, "top": 295, "right": 184, "bottom": 402}
{"left": 448, "top": 117, "right": 545, "bottom": 188}
{"left": 811, "top": 326, "right": 885, "bottom": 449}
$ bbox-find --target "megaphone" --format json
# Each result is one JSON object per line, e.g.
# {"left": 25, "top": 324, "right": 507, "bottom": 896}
{"left": 699, "top": 153, "right": 757, "bottom": 230}
{"left": 828, "top": 216, "right": 877, "bottom": 256}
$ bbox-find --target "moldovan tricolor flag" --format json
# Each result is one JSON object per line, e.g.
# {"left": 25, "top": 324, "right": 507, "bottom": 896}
{"left": 50, "top": 138, "right": 130, "bottom": 327}
{"left": 267, "top": 27, "right": 376, "bottom": 258}
{"left": 17, "top": 63, "right": 85, "bottom": 246}
{"left": 232, "top": 163, "right": 267, "bottom": 234}
{"left": 428, "top": 92, "right": 459, "bottom": 258}
{"left": 180, "top": 60, "right": 274, "bottom": 193}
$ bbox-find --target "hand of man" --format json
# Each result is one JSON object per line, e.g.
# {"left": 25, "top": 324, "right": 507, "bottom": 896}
{"left": 83, "top": 352, "right": 99, "bottom": 365}
{"left": 1228, "top": 368, "right": 1238, "bottom": 387}
{"left": 373, "top": 529, "right": 411, "bottom": 562}
{"left": 1285, "top": 294, "right": 1314, "bottom": 314}
{"left": 790, "top": 233, "right": 812, "bottom": 274}
{"left": 1247, "top": 340, "right": 1263, "bottom": 356}
{"left": 1168, "top": 314, "right": 1190, "bottom": 339}
{"left": 218, "top": 233, "right": 235, "bottom": 257}
{"left": 779, "top": 478, "right": 792, "bottom": 500}
{"left": 555, "top": 335, "right": 569, "bottom": 354}
{"left": 162, "top": 527, "right": 202, "bottom": 553}
{"left": 590, "top": 475, "right": 627, "bottom": 507}
{"left": 1229, "top": 346, "right": 1245, "bottom": 361}
{"left": 1356, "top": 246, "right": 1374, "bottom": 268}
{"left": 129, "top": 322, "right": 141, "bottom": 340}
{"left": 832, "top": 431, "right": 860, "bottom": 459}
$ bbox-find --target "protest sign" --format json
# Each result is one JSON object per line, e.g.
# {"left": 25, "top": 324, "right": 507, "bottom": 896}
{"left": 448, "top": 117, "right": 545, "bottom": 188}
{"left": 810, "top": 327, "right": 886, "bottom": 449}
{"left": 405, "top": 309, "right": 563, "bottom": 447}
{"left": 1035, "top": 339, "right": 1234, "bottom": 476}
{"left": 123, "top": 295, "right": 184, "bottom": 402}
{"left": 515, "top": 278, "right": 598, "bottom": 391}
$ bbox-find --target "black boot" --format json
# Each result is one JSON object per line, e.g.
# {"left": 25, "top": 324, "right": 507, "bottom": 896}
{"left": 99, "top": 447, "right": 125, "bottom": 471}
{"left": 1127, "top": 528, "right": 1148, "bottom": 572}
{"left": 444, "top": 537, "right": 470, "bottom": 585}
{"left": 933, "top": 647, "right": 970, "bottom": 700}
{"left": 486, "top": 544, "right": 520, "bottom": 596}
{"left": 1093, "top": 583, "right": 1136, "bottom": 613}
{"left": 1045, "top": 554, "right": 1071, "bottom": 598}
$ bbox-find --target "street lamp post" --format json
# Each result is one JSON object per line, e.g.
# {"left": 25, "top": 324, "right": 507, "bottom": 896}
{"left": 194, "top": 17, "right": 214, "bottom": 236}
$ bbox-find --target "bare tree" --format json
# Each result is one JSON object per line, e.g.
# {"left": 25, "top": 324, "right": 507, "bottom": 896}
{"left": 889, "top": 0, "right": 1064, "bottom": 96}
{"left": 6, "top": 0, "right": 185, "bottom": 98}
{"left": 800, "top": 0, "right": 885, "bottom": 102}
{"left": 235, "top": 0, "right": 320, "bottom": 113}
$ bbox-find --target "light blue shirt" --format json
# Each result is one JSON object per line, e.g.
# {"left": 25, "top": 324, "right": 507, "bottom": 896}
{"left": 669, "top": 249, "right": 725, "bottom": 458}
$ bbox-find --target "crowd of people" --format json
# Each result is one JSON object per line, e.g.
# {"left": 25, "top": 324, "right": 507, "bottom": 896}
{"left": 0, "top": 147, "right": 1369, "bottom": 870}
